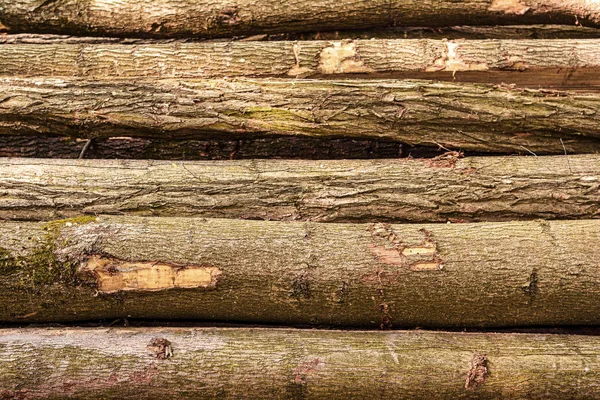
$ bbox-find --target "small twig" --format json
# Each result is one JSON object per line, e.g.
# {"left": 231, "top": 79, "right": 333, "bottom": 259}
{"left": 78, "top": 139, "right": 93, "bottom": 159}
{"left": 432, "top": 141, "right": 453, "bottom": 153}
{"left": 560, "top": 138, "right": 573, "bottom": 174}
{"left": 519, "top": 145, "right": 538, "bottom": 157}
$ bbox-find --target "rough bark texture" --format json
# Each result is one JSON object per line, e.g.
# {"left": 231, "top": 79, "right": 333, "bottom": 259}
{"left": 0, "top": 216, "right": 599, "bottom": 327}
{"left": 3, "top": 38, "right": 600, "bottom": 81}
{"left": 2, "top": 328, "right": 600, "bottom": 399}
{"left": 1, "top": 156, "right": 598, "bottom": 222}
{"left": 0, "top": 135, "right": 411, "bottom": 160}
{"left": 2, "top": 0, "right": 600, "bottom": 38}
{"left": 2, "top": 77, "right": 600, "bottom": 154}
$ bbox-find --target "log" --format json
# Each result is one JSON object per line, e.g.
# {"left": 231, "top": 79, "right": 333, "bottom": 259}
{"left": 1, "top": 155, "right": 599, "bottom": 222}
{"left": 1, "top": 216, "right": 599, "bottom": 327}
{"left": 0, "top": 135, "right": 410, "bottom": 160}
{"left": 3, "top": 38, "right": 600, "bottom": 81}
{"left": 2, "top": 77, "right": 600, "bottom": 154}
{"left": 1, "top": 327, "right": 600, "bottom": 399}
{"left": 2, "top": 0, "right": 600, "bottom": 38}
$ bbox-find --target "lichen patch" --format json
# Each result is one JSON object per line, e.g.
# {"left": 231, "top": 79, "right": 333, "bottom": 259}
{"left": 489, "top": 0, "right": 531, "bottom": 14}
{"left": 82, "top": 256, "right": 221, "bottom": 293}
{"left": 318, "top": 41, "right": 374, "bottom": 74}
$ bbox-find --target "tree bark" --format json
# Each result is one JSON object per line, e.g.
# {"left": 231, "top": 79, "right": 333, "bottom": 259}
{"left": 3, "top": 38, "right": 600, "bottom": 82}
{"left": 1, "top": 216, "right": 599, "bottom": 327}
{"left": 2, "top": 0, "right": 600, "bottom": 38}
{"left": 1, "top": 156, "right": 598, "bottom": 222}
{"left": 2, "top": 77, "right": 600, "bottom": 154}
{"left": 0, "top": 135, "right": 411, "bottom": 161}
{"left": 1, "top": 328, "right": 600, "bottom": 399}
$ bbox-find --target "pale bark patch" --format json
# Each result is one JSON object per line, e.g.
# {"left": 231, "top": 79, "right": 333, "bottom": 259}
{"left": 83, "top": 256, "right": 221, "bottom": 293}
{"left": 489, "top": 0, "right": 531, "bottom": 15}
{"left": 427, "top": 42, "right": 489, "bottom": 72}
{"left": 318, "top": 41, "right": 374, "bottom": 74}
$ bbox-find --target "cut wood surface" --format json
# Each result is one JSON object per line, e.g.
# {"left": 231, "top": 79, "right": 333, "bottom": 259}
{"left": 2, "top": 0, "right": 600, "bottom": 38}
{"left": 3, "top": 77, "right": 600, "bottom": 154}
{"left": 1, "top": 327, "right": 600, "bottom": 399}
{"left": 1, "top": 216, "right": 599, "bottom": 327}
{"left": 3, "top": 38, "right": 600, "bottom": 80}
{"left": 0, "top": 135, "right": 411, "bottom": 160}
{"left": 1, "top": 156, "right": 598, "bottom": 222}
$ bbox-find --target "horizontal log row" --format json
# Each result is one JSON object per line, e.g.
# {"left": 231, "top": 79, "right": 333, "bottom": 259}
{"left": 1, "top": 328, "right": 600, "bottom": 399}
{"left": 1, "top": 216, "right": 599, "bottom": 327}
{"left": 2, "top": 38, "right": 600, "bottom": 80}
{"left": 2, "top": 77, "right": 600, "bottom": 154}
{"left": 1, "top": 156, "right": 598, "bottom": 222}
{"left": 2, "top": 0, "right": 600, "bottom": 38}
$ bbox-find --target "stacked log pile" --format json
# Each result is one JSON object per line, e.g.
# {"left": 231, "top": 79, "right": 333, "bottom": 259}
{"left": 1, "top": 1, "right": 600, "bottom": 399}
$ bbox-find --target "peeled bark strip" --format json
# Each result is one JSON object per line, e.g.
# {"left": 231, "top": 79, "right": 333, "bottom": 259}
{"left": 1, "top": 156, "right": 598, "bottom": 222}
{"left": 5, "top": 38, "right": 600, "bottom": 80}
{"left": 2, "top": 78, "right": 600, "bottom": 154}
{"left": 2, "top": 0, "right": 600, "bottom": 38}
{"left": 1, "top": 216, "right": 599, "bottom": 327}
{"left": 2, "top": 328, "right": 600, "bottom": 400}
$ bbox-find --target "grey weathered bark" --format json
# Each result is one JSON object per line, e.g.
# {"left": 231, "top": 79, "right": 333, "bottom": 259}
{"left": 0, "top": 135, "right": 409, "bottom": 160}
{"left": 2, "top": 0, "right": 600, "bottom": 38}
{"left": 1, "top": 216, "right": 599, "bottom": 327}
{"left": 3, "top": 38, "right": 600, "bottom": 80}
{"left": 2, "top": 77, "right": 600, "bottom": 154}
{"left": 1, "top": 327, "right": 600, "bottom": 399}
{"left": 1, "top": 156, "right": 598, "bottom": 222}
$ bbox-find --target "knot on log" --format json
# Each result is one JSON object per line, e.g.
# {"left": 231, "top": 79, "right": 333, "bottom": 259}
{"left": 147, "top": 338, "right": 173, "bottom": 360}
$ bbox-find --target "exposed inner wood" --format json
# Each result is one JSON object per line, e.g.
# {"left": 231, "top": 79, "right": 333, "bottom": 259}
{"left": 83, "top": 256, "right": 221, "bottom": 293}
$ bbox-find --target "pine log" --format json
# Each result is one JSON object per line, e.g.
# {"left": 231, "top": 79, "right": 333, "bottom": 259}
{"left": 3, "top": 0, "right": 600, "bottom": 38}
{"left": 2, "top": 77, "right": 600, "bottom": 154}
{"left": 1, "top": 156, "right": 598, "bottom": 222}
{"left": 2, "top": 327, "right": 600, "bottom": 399}
{"left": 0, "top": 135, "right": 409, "bottom": 160}
{"left": 3, "top": 38, "right": 600, "bottom": 82}
{"left": 1, "top": 216, "right": 599, "bottom": 327}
